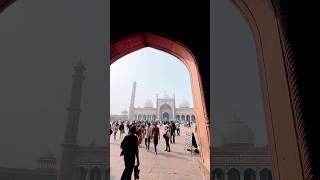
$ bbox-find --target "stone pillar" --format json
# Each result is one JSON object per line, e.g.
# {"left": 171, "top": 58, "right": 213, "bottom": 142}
{"left": 101, "top": 170, "right": 105, "bottom": 180}
{"left": 224, "top": 173, "right": 228, "bottom": 180}
{"left": 256, "top": 171, "right": 260, "bottom": 180}
{"left": 240, "top": 170, "right": 244, "bottom": 180}
{"left": 86, "top": 168, "right": 90, "bottom": 180}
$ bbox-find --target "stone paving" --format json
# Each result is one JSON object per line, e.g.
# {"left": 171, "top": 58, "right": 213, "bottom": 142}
{"left": 110, "top": 126, "right": 204, "bottom": 180}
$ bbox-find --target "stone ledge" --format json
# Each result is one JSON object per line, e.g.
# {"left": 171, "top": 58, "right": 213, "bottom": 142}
{"left": 197, "top": 158, "right": 210, "bottom": 180}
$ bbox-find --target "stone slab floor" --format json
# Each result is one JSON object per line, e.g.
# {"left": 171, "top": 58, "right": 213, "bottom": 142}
{"left": 110, "top": 126, "right": 204, "bottom": 180}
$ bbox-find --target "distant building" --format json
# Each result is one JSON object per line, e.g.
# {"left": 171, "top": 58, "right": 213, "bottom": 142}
{"left": 0, "top": 150, "right": 57, "bottom": 180}
{"left": 211, "top": 111, "right": 272, "bottom": 180}
{"left": 110, "top": 110, "right": 128, "bottom": 122}
{"left": 112, "top": 81, "right": 196, "bottom": 123}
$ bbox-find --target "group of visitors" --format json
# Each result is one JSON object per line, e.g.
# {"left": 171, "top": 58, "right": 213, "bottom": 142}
{"left": 112, "top": 120, "right": 184, "bottom": 179}
{"left": 111, "top": 121, "right": 126, "bottom": 141}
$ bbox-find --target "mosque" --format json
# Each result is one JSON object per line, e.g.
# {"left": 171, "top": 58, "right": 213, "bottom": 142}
{"left": 211, "top": 111, "right": 273, "bottom": 180}
{"left": 110, "top": 81, "right": 196, "bottom": 123}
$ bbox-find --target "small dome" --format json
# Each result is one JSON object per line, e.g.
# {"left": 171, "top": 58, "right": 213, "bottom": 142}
{"left": 144, "top": 98, "right": 153, "bottom": 108}
{"left": 41, "top": 149, "right": 55, "bottom": 158}
{"left": 179, "top": 98, "right": 190, "bottom": 108}
{"left": 89, "top": 141, "right": 97, "bottom": 147}
{"left": 161, "top": 91, "right": 170, "bottom": 98}
{"left": 121, "top": 110, "right": 128, "bottom": 114}
{"left": 221, "top": 120, "right": 254, "bottom": 146}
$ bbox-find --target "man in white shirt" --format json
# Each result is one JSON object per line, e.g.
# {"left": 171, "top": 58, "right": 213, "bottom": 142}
{"left": 175, "top": 122, "right": 180, "bottom": 136}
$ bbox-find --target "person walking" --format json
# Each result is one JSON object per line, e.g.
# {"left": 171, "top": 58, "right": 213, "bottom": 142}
{"left": 113, "top": 122, "right": 119, "bottom": 141}
{"left": 170, "top": 121, "right": 176, "bottom": 144}
{"left": 163, "top": 124, "right": 171, "bottom": 152}
{"left": 175, "top": 121, "right": 180, "bottom": 136}
{"left": 152, "top": 122, "right": 160, "bottom": 154}
{"left": 120, "top": 125, "right": 140, "bottom": 180}
{"left": 143, "top": 124, "right": 148, "bottom": 149}
{"left": 146, "top": 122, "right": 153, "bottom": 151}
{"left": 119, "top": 122, "right": 125, "bottom": 139}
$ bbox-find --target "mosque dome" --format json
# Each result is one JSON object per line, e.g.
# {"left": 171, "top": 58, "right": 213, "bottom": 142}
{"left": 89, "top": 141, "right": 97, "bottom": 147}
{"left": 221, "top": 120, "right": 254, "bottom": 146}
{"left": 42, "top": 149, "right": 54, "bottom": 158}
{"left": 144, "top": 98, "right": 153, "bottom": 108}
{"left": 179, "top": 98, "right": 190, "bottom": 108}
{"left": 121, "top": 110, "right": 128, "bottom": 115}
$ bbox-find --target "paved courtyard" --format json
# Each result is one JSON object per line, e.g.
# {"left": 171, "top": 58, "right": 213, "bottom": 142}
{"left": 110, "top": 126, "right": 204, "bottom": 180}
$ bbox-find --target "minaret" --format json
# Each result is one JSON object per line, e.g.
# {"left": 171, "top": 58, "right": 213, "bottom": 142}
{"left": 128, "top": 81, "right": 136, "bottom": 122}
{"left": 156, "top": 93, "right": 159, "bottom": 120}
{"left": 173, "top": 93, "right": 176, "bottom": 120}
{"left": 233, "top": 108, "right": 240, "bottom": 122}
{"left": 59, "top": 61, "right": 86, "bottom": 180}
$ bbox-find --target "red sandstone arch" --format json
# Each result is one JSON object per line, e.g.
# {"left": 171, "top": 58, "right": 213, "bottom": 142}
{"left": 232, "top": 0, "right": 310, "bottom": 179}
{"left": 110, "top": 32, "right": 211, "bottom": 174}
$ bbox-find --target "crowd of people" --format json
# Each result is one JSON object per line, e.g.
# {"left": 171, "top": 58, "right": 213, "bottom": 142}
{"left": 110, "top": 119, "right": 193, "bottom": 180}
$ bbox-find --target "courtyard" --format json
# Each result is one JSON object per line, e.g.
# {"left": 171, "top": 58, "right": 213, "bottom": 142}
{"left": 110, "top": 125, "right": 204, "bottom": 180}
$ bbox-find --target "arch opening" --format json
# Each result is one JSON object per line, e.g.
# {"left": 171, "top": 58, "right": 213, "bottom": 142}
{"left": 110, "top": 32, "right": 210, "bottom": 174}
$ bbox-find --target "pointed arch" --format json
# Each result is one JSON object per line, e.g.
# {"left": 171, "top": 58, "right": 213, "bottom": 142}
{"left": 111, "top": 32, "right": 210, "bottom": 172}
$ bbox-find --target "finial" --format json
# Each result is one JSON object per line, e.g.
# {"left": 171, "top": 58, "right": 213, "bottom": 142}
{"left": 74, "top": 59, "right": 86, "bottom": 71}
{"left": 76, "top": 59, "right": 84, "bottom": 66}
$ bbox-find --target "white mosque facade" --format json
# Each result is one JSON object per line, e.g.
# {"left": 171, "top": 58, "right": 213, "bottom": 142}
{"left": 111, "top": 81, "right": 196, "bottom": 123}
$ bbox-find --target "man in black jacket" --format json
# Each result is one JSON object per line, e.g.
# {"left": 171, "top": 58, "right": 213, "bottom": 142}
{"left": 120, "top": 125, "right": 140, "bottom": 180}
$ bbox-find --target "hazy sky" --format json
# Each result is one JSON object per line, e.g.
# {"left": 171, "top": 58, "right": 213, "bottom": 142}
{"left": 110, "top": 47, "right": 193, "bottom": 114}
{"left": 0, "top": 0, "right": 107, "bottom": 168}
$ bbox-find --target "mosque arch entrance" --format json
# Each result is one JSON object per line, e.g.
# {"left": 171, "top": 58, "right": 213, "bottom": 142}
{"left": 111, "top": 33, "right": 210, "bottom": 174}
{"left": 162, "top": 112, "right": 169, "bottom": 121}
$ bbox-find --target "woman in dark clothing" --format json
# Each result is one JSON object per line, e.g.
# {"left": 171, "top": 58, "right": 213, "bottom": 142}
{"left": 163, "top": 125, "right": 171, "bottom": 152}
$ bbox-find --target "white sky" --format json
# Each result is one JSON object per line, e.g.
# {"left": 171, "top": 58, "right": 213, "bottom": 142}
{"left": 110, "top": 47, "right": 194, "bottom": 114}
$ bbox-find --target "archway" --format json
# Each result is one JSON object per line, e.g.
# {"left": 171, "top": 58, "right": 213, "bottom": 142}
{"left": 230, "top": 0, "right": 310, "bottom": 179}
{"left": 244, "top": 168, "right": 256, "bottom": 180}
{"left": 212, "top": 168, "right": 225, "bottom": 180}
{"left": 228, "top": 168, "right": 240, "bottom": 180}
{"left": 160, "top": 103, "right": 172, "bottom": 121}
{"left": 79, "top": 167, "right": 87, "bottom": 180}
{"left": 110, "top": 32, "right": 210, "bottom": 173}
{"left": 162, "top": 112, "right": 170, "bottom": 121}
{"left": 260, "top": 168, "right": 272, "bottom": 180}
{"left": 90, "top": 167, "right": 102, "bottom": 180}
